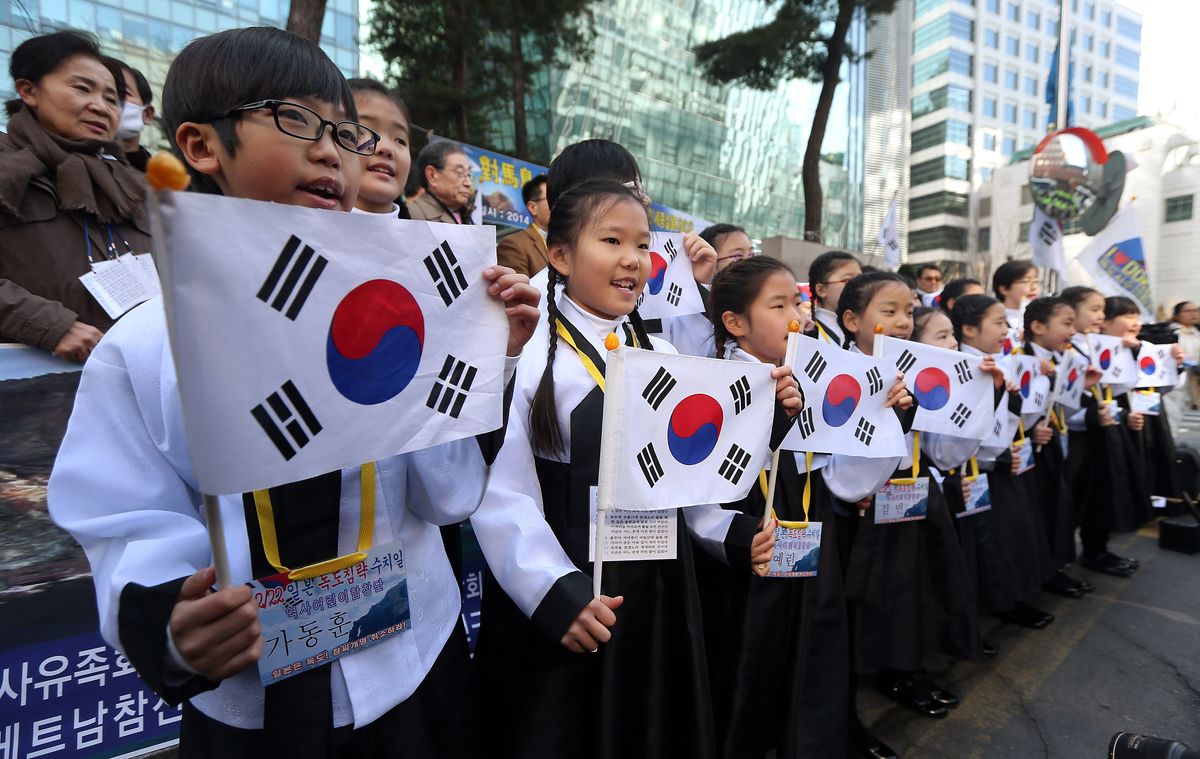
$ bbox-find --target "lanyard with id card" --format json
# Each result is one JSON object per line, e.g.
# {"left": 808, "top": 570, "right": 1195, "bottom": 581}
{"left": 77, "top": 218, "right": 161, "bottom": 319}
{"left": 247, "top": 463, "right": 412, "bottom": 686}
{"left": 875, "top": 433, "right": 930, "bottom": 524}
{"left": 1013, "top": 421, "right": 1036, "bottom": 474}
{"left": 956, "top": 457, "right": 992, "bottom": 518}
{"left": 1131, "top": 390, "right": 1162, "bottom": 416}
{"left": 764, "top": 452, "right": 823, "bottom": 578}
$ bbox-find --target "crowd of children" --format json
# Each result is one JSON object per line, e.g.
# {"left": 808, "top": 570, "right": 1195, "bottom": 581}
{"left": 36, "top": 25, "right": 1186, "bottom": 759}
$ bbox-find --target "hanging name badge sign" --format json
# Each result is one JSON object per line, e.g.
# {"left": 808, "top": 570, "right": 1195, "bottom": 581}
{"left": 78, "top": 224, "right": 161, "bottom": 318}
{"left": 1013, "top": 438, "right": 1036, "bottom": 474}
{"left": 588, "top": 486, "right": 678, "bottom": 562}
{"left": 1131, "top": 390, "right": 1162, "bottom": 416}
{"left": 767, "top": 522, "right": 823, "bottom": 578}
{"left": 875, "top": 432, "right": 929, "bottom": 524}
{"left": 956, "top": 458, "right": 992, "bottom": 518}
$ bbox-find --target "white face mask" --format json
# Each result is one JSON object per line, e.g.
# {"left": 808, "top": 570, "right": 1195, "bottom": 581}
{"left": 117, "top": 101, "right": 148, "bottom": 140}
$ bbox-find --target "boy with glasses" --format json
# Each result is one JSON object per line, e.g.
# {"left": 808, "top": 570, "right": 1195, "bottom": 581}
{"left": 48, "top": 27, "right": 539, "bottom": 758}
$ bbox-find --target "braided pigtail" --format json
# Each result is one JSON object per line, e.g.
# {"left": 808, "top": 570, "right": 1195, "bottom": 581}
{"left": 530, "top": 270, "right": 565, "bottom": 456}
{"left": 628, "top": 308, "right": 654, "bottom": 351}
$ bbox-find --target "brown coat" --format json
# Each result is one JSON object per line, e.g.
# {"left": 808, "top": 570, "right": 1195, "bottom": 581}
{"left": 496, "top": 224, "right": 549, "bottom": 278}
{"left": 0, "top": 108, "right": 152, "bottom": 351}
{"left": 407, "top": 192, "right": 466, "bottom": 225}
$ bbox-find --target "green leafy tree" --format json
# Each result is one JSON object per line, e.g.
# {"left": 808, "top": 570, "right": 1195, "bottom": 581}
{"left": 693, "top": 0, "right": 897, "bottom": 239}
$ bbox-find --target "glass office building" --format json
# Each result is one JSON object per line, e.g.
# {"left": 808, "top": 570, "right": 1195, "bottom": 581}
{"left": 0, "top": 0, "right": 360, "bottom": 141}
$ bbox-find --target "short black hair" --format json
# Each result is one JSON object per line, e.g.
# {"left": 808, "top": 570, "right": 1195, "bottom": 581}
{"left": 546, "top": 139, "right": 641, "bottom": 209}
{"left": 699, "top": 223, "right": 747, "bottom": 250}
{"left": 992, "top": 259, "right": 1036, "bottom": 299}
{"left": 416, "top": 139, "right": 467, "bottom": 191}
{"left": 521, "top": 174, "right": 548, "bottom": 205}
{"left": 917, "top": 263, "right": 942, "bottom": 277}
{"left": 7, "top": 31, "right": 124, "bottom": 116}
{"left": 161, "top": 27, "right": 356, "bottom": 195}
{"left": 807, "top": 250, "right": 859, "bottom": 308}
{"left": 1024, "top": 296, "right": 1070, "bottom": 337}
{"left": 951, "top": 294, "right": 1001, "bottom": 342}
{"left": 912, "top": 305, "right": 947, "bottom": 342}
{"left": 1104, "top": 296, "right": 1140, "bottom": 320}
{"left": 836, "top": 271, "right": 908, "bottom": 345}
{"left": 1174, "top": 301, "right": 1196, "bottom": 318}
{"left": 940, "top": 277, "right": 982, "bottom": 312}
{"left": 121, "top": 62, "right": 152, "bottom": 105}
{"left": 1060, "top": 285, "right": 1102, "bottom": 308}
{"left": 346, "top": 77, "right": 410, "bottom": 127}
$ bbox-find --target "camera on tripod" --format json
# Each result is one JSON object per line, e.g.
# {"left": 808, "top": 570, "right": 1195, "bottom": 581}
{"left": 1109, "top": 733, "right": 1199, "bottom": 759}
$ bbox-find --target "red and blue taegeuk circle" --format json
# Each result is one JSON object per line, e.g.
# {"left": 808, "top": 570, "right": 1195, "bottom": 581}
{"left": 326, "top": 279, "right": 425, "bottom": 405}
{"left": 1002, "top": 337, "right": 1014, "bottom": 356}
{"left": 1067, "top": 367, "right": 1080, "bottom": 390}
{"left": 1019, "top": 370, "right": 1032, "bottom": 398}
{"left": 647, "top": 251, "right": 669, "bottom": 296}
{"left": 667, "top": 394, "right": 723, "bottom": 465}
{"left": 1140, "top": 356, "right": 1157, "bottom": 375}
{"left": 822, "top": 374, "right": 861, "bottom": 427}
{"left": 1099, "top": 349, "right": 1112, "bottom": 370}
{"left": 913, "top": 367, "right": 951, "bottom": 411}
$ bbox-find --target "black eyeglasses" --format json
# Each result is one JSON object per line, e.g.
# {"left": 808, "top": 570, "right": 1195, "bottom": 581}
{"left": 208, "top": 100, "right": 380, "bottom": 156}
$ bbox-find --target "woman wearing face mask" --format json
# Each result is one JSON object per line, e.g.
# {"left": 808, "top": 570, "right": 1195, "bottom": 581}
{"left": 0, "top": 32, "right": 151, "bottom": 362}
{"left": 116, "top": 62, "right": 155, "bottom": 171}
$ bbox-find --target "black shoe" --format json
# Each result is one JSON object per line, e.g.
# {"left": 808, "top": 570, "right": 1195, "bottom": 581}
{"left": 879, "top": 674, "right": 950, "bottom": 718}
{"left": 996, "top": 603, "right": 1054, "bottom": 629}
{"left": 1104, "top": 552, "right": 1139, "bottom": 568}
{"left": 1043, "top": 571, "right": 1085, "bottom": 599}
{"left": 983, "top": 641, "right": 999, "bottom": 658}
{"left": 915, "top": 676, "right": 960, "bottom": 708}
{"left": 1080, "top": 554, "right": 1137, "bottom": 577}
{"left": 850, "top": 718, "right": 898, "bottom": 759}
{"left": 1073, "top": 576, "right": 1096, "bottom": 593}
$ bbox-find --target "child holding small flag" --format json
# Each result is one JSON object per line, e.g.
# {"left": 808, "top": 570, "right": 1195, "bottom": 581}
{"left": 48, "top": 27, "right": 541, "bottom": 758}
{"left": 469, "top": 179, "right": 793, "bottom": 759}
{"left": 949, "top": 294, "right": 1060, "bottom": 627}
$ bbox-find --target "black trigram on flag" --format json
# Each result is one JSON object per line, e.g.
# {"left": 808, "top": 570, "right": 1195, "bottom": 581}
{"left": 251, "top": 381, "right": 322, "bottom": 460}
{"left": 426, "top": 355, "right": 477, "bottom": 418}
{"left": 642, "top": 366, "right": 676, "bottom": 410}
{"left": 954, "top": 359, "right": 973, "bottom": 384}
{"left": 796, "top": 407, "right": 816, "bottom": 438}
{"left": 1038, "top": 219, "right": 1059, "bottom": 247}
{"left": 895, "top": 349, "right": 917, "bottom": 374}
{"left": 718, "top": 444, "right": 751, "bottom": 485}
{"left": 992, "top": 417, "right": 1004, "bottom": 438}
{"left": 1033, "top": 390, "right": 1046, "bottom": 407}
{"left": 663, "top": 238, "right": 678, "bottom": 261}
{"left": 424, "top": 241, "right": 469, "bottom": 307}
{"left": 1110, "top": 364, "right": 1123, "bottom": 378}
{"left": 804, "top": 351, "right": 828, "bottom": 383}
{"left": 257, "top": 235, "right": 328, "bottom": 320}
{"left": 866, "top": 366, "right": 884, "bottom": 396}
{"left": 638, "top": 443, "right": 664, "bottom": 487}
{"left": 854, "top": 417, "right": 875, "bottom": 446}
{"left": 951, "top": 403, "right": 972, "bottom": 428}
{"left": 666, "top": 282, "right": 683, "bottom": 307}
{"left": 730, "top": 375, "right": 752, "bottom": 414}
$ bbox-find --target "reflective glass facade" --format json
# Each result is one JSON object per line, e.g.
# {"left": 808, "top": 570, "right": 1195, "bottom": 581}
{"left": 0, "top": 0, "right": 360, "bottom": 140}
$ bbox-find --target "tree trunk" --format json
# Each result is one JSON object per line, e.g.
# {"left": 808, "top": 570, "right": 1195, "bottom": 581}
{"left": 801, "top": 0, "right": 855, "bottom": 239}
{"left": 447, "top": 0, "right": 470, "bottom": 140}
{"left": 509, "top": 21, "right": 528, "bottom": 158}
{"left": 285, "top": 0, "right": 326, "bottom": 44}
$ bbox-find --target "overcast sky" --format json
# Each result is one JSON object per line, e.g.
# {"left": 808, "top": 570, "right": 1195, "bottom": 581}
{"left": 1121, "top": 0, "right": 1200, "bottom": 129}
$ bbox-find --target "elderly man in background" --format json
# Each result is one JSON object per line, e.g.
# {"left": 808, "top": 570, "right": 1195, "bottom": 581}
{"left": 408, "top": 140, "right": 473, "bottom": 224}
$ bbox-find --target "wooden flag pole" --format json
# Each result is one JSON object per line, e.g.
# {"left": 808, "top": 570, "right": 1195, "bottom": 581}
{"left": 593, "top": 332, "right": 624, "bottom": 598}
{"left": 145, "top": 155, "right": 238, "bottom": 588}
{"left": 755, "top": 321, "right": 802, "bottom": 577}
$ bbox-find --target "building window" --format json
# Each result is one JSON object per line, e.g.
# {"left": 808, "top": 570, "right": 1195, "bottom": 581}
{"left": 1025, "top": 75, "right": 1038, "bottom": 95}
{"left": 987, "top": 0, "right": 999, "bottom": 11}
{"left": 914, "top": 0, "right": 949, "bottom": 15}
{"left": 1165, "top": 195, "right": 1194, "bottom": 223}
{"left": 1026, "top": 44, "right": 1039, "bottom": 63}
{"left": 913, "top": 49, "right": 974, "bottom": 85}
{"left": 910, "top": 191, "right": 970, "bottom": 219}
{"left": 981, "top": 167, "right": 994, "bottom": 182}
{"left": 1114, "top": 75, "right": 1139, "bottom": 99}
{"left": 1027, "top": 10, "right": 1039, "bottom": 30}
{"left": 1097, "top": 100, "right": 1108, "bottom": 118}
{"left": 983, "top": 132, "right": 996, "bottom": 150}
{"left": 911, "top": 119, "right": 973, "bottom": 152}
{"left": 1047, "top": 19, "right": 1057, "bottom": 37}
{"left": 1084, "top": 33, "right": 1094, "bottom": 51}
{"left": 1005, "top": 69, "right": 1019, "bottom": 90}
{"left": 1003, "top": 134, "right": 1017, "bottom": 155}
{"left": 914, "top": 13, "right": 974, "bottom": 50}
{"left": 983, "top": 96, "right": 998, "bottom": 117}
{"left": 1004, "top": 102, "right": 1018, "bottom": 123}
{"left": 1084, "top": 65, "right": 1093, "bottom": 83}
{"left": 1113, "top": 104, "right": 1137, "bottom": 121}
{"left": 1099, "top": 70, "right": 1109, "bottom": 87}
{"left": 912, "top": 156, "right": 971, "bottom": 184}
{"left": 1082, "top": 95, "right": 1091, "bottom": 113}
{"left": 1007, "top": 2, "right": 1019, "bottom": 22}
{"left": 1115, "top": 46, "right": 1140, "bottom": 70}
{"left": 985, "top": 27, "right": 999, "bottom": 48}
{"left": 984, "top": 62, "right": 999, "bottom": 82}
{"left": 1102, "top": 8, "right": 1112, "bottom": 26}
{"left": 1117, "top": 15, "right": 1141, "bottom": 41}
{"left": 910, "top": 226, "right": 969, "bottom": 253}
{"left": 1100, "top": 40, "right": 1110, "bottom": 58}
{"left": 1019, "top": 221, "right": 1032, "bottom": 239}
{"left": 1023, "top": 108, "right": 1037, "bottom": 128}
{"left": 912, "top": 84, "right": 973, "bottom": 116}
{"left": 1085, "top": 2, "right": 1095, "bottom": 20}
{"left": 979, "top": 226, "right": 991, "bottom": 250}
{"left": 1006, "top": 35, "right": 1019, "bottom": 55}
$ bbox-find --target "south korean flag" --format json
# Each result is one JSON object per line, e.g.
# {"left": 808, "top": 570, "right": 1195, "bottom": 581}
{"left": 1134, "top": 341, "right": 1179, "bottom": 389}
{"left": 780, "top": 334, "right": 906, "bottom": 458}
{"left": 1052, "top": 349, "right": 1090, "bottom": 411}
{"left": 602, "top": 347, "right": 775, "bottom": 510}
{"left": 880, "top": 336, "right": 994, "bottom": 440}
{"left": 156, "top": 191, "right": 508, "bottom": 495}
{"left": 1014, "top": 354, "right": 1052, "bottom": 416}
{"left": 1087, "top": 333, "right": 1138, "bottom": 385}
{"left": 634, "top": 232, "right": 705, "bottom": 320}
